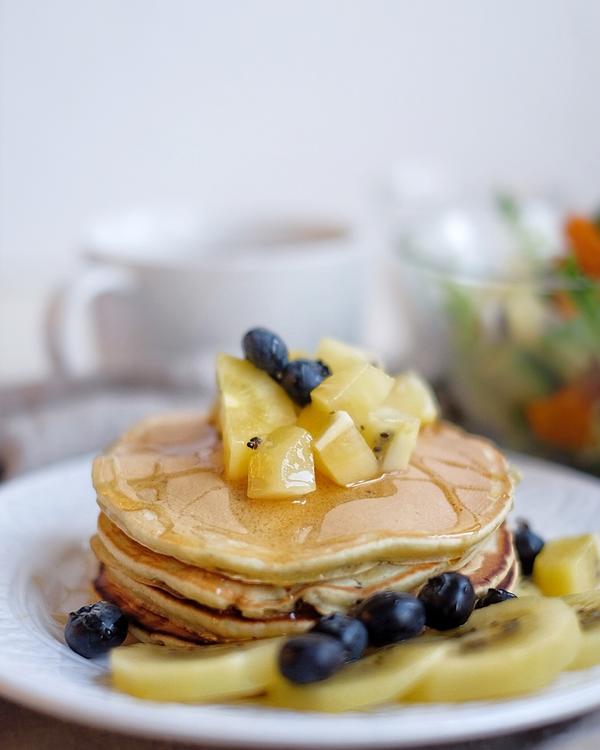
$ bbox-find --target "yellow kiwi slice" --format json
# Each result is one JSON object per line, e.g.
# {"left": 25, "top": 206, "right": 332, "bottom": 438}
{"left": 364, "top": 406, "right": 420, "bottom": 472}
{"left": 312, "top": 411, "right": 379, "bottom": 486}
{"left": 563, "top": 590, "right": 600, "bottom": 670}
{"left": 406, "top": 596, "right": 580, "bottom": 702}
{"left": 111, "top": 639, "right": 282, "bottom": 702}
{"left": 311, "top": 362, "right": 394, "bottom": 428}
{"left": 247, "top": 425, "right": 316, "bottom": 500}
{"left": 216, "top": 354, "right": 296, "bottom": 480}
{"left": 385, "top": 372, "right": 439, "bottom": 424}
{"left": 315, "top": 337, "right": 376, "bottom": 374}
{"left": 267, "top": 640, "right": 448, "bottom": 712}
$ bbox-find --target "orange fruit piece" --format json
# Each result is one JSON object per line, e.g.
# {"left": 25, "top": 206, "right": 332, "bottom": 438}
{"left": 565, "top": 216, "right": 600, "bottom": 279}
{"left": 526, "top": 385, "right": 593, "bottom": 451}
{"left": 552, "top": 290, "right": 578, "bottom": 320}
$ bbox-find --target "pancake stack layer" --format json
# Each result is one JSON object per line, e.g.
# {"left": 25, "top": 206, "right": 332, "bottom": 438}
{"left": 92, "top": 412, "right": 516, "bottom": 646}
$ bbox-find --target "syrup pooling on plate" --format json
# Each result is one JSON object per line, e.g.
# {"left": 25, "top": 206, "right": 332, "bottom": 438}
{"left": 93, "top": 413, "right": 514, "bottom": 582}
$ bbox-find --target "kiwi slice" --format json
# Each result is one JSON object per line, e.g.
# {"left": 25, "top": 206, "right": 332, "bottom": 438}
{"left": 267, "top": 639, "right": 448, "bottom": 712}
{"left": 563, "top": 589, "right": 600, "bottom": 670}
{"left": 111, "top": 638, "right": 282, "bottom": 702}
{"left": 406, "top": 596, "right": 581, "bottom": 702}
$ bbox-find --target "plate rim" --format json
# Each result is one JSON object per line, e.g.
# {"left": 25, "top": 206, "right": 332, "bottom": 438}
{"left": 2, "top": 661, "right": 600, "bottom": 748}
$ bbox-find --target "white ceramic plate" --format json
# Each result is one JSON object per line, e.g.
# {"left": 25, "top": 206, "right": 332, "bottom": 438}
{"left": 0, "top": 453, "right": 599, "bottom": 747}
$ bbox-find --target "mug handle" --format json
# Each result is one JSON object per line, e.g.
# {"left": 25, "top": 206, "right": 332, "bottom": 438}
{"left": 45, "top": 265, "right": 136, "bottom": 377}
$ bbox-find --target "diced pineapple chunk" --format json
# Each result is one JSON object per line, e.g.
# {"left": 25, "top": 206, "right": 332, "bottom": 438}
{"left": 313, "top": 411, "right": 379, "bottom": 486}
{"left": 315, "top": 337, "right": 378, "bottom": 374}
{"left": 311, "top": 362, "right": 394, "bottom": 427}
{"left": 385, "top": 371, "right": 439, "bottom": 424}
{"left": 216, "top": 354, "right": 296, "bottom": 480}
{"left": 366, "top": 407, "right": 420, "bottom": 472}
{"left": 247, "top": 426, "right": 316, "bottom": 500}
{"left": 533, "top": 534, "right": 599, "bottom": 596}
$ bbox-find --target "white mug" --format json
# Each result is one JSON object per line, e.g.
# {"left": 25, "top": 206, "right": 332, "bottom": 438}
{"left": 46, "top": 209, "right": 367, "bottom": 386}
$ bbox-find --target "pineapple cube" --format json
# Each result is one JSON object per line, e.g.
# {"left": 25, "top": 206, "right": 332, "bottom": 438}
{"left": 366, "top": 407, "right": 420, "bottom": 472}
{"left": 216, "top": 354, "right": 296, "bottom": 480}
{"left": 315, "top": 337, "right": 378, "bottom": 374}
{"left": 533, "top": 534, "right": 599, "bottom": 596}
{"left": 247, "top": 426, "right": 316, "bottom": 500}
{"left": 313, "top": 411, "right": 379, "bottom": 486}
{"left": 311, "top": 362, "right": 394, "bottom": 427}
{"left": 385, "top": 371, "right": 439, "bottom": 424}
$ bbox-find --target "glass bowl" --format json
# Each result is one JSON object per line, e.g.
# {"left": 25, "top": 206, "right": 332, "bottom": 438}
{"left": 387, "top": 193, "right": 600, "bottom": 474}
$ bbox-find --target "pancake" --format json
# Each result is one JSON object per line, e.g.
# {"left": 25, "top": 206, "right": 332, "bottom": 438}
{"left": 94, "top": 566, "right": 219, "bottom": 643}
{"left": 92, "top": 513, "right": 514, "bottom": 618}
{"left": 125, "top": 551, "right": 519, "bottom": 650}
{"left": 497, "top": 559, "right": 519, "bottom": 592}
{"left": 92, "top": 513, "right": 470, "bottom": 617}
{"left": 124, "top": 551, "right": 522, "bottom": 650}
{"left": 92, "top": 412, "right": 514, "bottom": 583}
{"left": 93, "top": 522, "right": 516, "bottom": 645}
{"left": 128, "top": 623, "right": 202, "bottom": 649}
{"left": 458, "top": 521, "right": 517, "bottom": 594}
{"left": 95, "top": 564, "right": 314, "bottom": 642}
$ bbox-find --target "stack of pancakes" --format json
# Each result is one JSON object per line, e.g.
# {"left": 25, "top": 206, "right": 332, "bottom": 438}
{"left": 92, "top": 412, "right": 517, "bottom": 647}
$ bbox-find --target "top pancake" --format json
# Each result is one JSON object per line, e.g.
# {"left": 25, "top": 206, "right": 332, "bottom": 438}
{"left": 92, "top": 412, "right": 514, "bottom": 583}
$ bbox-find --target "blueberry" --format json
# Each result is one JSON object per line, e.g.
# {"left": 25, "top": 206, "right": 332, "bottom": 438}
{"left": 242, "top": 328, "right": 288, "bottom": 380}
{"left": 311, "top": 613, "right": 368, "bottom": 662}
{"left": 514, "top": 519, "right": 545, "bottom": 575}
{"left": 475, "top": 588, "right": 517, "bottom": 609}
{"left": 280, "top": 359, "right": 331, "bottom": 406}
{"left": 278, "top": 633, "right": 346, "bottom": 684}
{"left": 418, "top": 572, "right": 475, "bottom": 630}
{"left": 64, "top": 601, "right": 128, "bottom": 658}
{"left": 354, "top": 591, "right": 426, "bottom": 647}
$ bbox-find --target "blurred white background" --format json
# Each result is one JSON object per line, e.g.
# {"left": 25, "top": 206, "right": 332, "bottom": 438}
{"left": 2, "top": 0, "right": 600, "bottom": 381}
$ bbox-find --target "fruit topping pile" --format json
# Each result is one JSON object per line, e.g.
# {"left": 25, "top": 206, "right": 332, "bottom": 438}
{"left": 216, "top": 329, "right": 439, "bottom": 498}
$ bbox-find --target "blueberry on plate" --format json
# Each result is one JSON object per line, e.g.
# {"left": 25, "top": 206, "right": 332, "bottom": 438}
{"left": 354, "top": 591, "right": 426, "bottom": 647}
{"left": 278, "top": 633, "right": 347, "bottom": 684}
{"left": 514, "top": 519, "right": 545, "bottom": 575}
{"left": 418, "top": 572, "right": 475, "bottom": 630}
{"left": 311, "top": 613, "right": 368, "bottom": 662}
{"left": 475, "top": 588, "right": 517, "bottom": 609}
{"left": 65, "top": 601, "right": 128, "bottom": 658}
{"left": 242, "top": 328, "right": 288, "bottom": 380}
{"left": 280, "top": 359, "right": 331, "bottom": 406}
